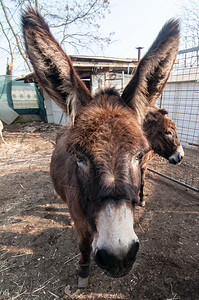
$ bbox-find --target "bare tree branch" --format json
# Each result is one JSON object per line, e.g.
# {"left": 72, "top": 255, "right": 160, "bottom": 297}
{"left": 0, "top": 0, "right": 112, "bottom": 75}
{"left": 0, "top": 0, "right": 32, "bottom": 71}
{"left": 0, "top": 21, "right": 14, "bottom": 64}
{"left": 179, "top": 0, "right": 199, "bottom": 48}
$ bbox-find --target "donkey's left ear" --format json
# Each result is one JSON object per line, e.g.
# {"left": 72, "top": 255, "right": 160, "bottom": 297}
{"left": 22, "top": 7, "right": 92, "bottom": 124}
{"left": 158, "top": 109, "right": 168, "bottom": 115}
{"left": 121, "top": 19, "right": 180, "bottom": 124}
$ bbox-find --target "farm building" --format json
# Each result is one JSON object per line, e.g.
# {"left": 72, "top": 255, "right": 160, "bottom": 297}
{"left": 15, "top": 55, "right": 138, "bottom": 125}
{"left": 1, "top": 55, "right": 137, "bottom": 124}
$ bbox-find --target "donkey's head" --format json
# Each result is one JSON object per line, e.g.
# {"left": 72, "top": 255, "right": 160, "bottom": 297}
{"left": 143, "top": 109, "right": 184, "bottom": 164}
{"left": 120, "top": 19, "right": 183, "bottom": 165}
{"left": 22, "top": 8, "right": 180, "bottom": 278}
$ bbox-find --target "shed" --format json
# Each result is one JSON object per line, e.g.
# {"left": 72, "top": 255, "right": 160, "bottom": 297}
{"left": 16, "top": 55, "right": 138, "bottom": 125}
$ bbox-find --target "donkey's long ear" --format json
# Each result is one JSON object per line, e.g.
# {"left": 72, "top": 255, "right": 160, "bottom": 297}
{"left": 22, "top": 7, "right": 92, "bottom": 122}
{"left": 121, "top": 19, "right": 180, "bottom": 124}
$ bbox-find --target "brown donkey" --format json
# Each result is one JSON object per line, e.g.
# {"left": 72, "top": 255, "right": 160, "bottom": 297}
{"left": 138, "top": 108, "right": 184, "bottom": 206}
{"left": 22, "top": 8, "right": 180, "bottom": 286}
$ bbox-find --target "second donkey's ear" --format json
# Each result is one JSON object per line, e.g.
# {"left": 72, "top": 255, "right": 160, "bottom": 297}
{"left": 158, "top": 109, "right": 168, "bottom": 115}
{"left": 121, "top": 19, "right": 180, "bottom": 124}
{"left": 22, "top": 7, "right": 92, "bottom": 123}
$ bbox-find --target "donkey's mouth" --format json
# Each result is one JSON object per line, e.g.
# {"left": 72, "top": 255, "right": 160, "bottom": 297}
{"left": 101, "top": 258, "right": 137, "bottom": 278}
{"left": 169, "top": 156, "right": 183, "bottom": 165}
{"left": 94, "top": 248, "right": 137, "bottom": 278}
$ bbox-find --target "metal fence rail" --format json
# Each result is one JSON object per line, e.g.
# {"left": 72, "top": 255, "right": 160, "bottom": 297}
{"left": 149, "top": 47, "right": 199, "bottom": 192}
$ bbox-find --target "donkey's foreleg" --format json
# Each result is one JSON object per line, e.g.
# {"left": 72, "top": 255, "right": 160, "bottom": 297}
{"left": 78, "top": 231, "right": 93, "bottom": 288}
{"left": 139, "top": 166, "right": 146, "bottom": 207}
{"left": 139, "top": 151, "right": 155, "bottom": 207}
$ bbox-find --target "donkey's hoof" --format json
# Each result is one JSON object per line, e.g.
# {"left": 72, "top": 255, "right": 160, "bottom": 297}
{"left": 78, "top": 276, "right": 89, "bottom": 288}
{"left": 139, "top": 200, "right": 145, "bottom": 207}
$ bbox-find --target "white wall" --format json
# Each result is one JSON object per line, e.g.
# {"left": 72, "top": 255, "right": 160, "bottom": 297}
{"left": 44, "top": 91, "right": 69, "bottom": 125}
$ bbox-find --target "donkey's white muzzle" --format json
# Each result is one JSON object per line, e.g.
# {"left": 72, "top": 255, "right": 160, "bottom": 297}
{"left": 169, "top": 145, "right": 184, "bottom": 165}
{"left": 92, "top": 201, "right": 139, "bottom": 277}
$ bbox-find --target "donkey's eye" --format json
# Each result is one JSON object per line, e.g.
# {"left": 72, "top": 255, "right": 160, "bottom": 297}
{"left": 132, "top": 154, "right": 142, "bottom": 166}
{"left": 75, "top": 153, "right": 88, "bottom": 168}
{"left": 165, "top": 130, "right": 172, "bottom": 136}
{"left": 136, "top": 152, "right": 144, "bottom": 160}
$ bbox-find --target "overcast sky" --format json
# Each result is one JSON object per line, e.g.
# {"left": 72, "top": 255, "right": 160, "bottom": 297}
{"left": 0, "top": 0, "right": 185, "bottom": 75}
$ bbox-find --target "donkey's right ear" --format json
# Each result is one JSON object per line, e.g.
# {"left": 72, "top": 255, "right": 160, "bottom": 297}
{"left": 121, "top": 19, "right": 180, "bottom": 124}
{"left": 22, "top": 7, "right": 92, "bottom": 123}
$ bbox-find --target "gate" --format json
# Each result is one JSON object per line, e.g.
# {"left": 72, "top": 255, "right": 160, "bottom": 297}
{"left": 148, "top": 47, "right": 199, "bottom": 192}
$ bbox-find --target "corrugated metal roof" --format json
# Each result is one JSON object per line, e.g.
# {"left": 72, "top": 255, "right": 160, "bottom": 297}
{"left": 69, "top": 54, "right": 137, "bottom": 63}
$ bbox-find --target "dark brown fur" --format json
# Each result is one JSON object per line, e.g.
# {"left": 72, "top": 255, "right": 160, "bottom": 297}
{"left": 139, "top": 108, "right": 183, "bottom": 206}
{"left": 50, "top": 93, "right": 148, "bottom": 278}
{"left": 121, "top": 19, "right": 179, "bottom": 124}
{"left": 22, "top": 8, "right": 180, "bottom": 283}
{"left": 143, "top": 109, "right": 180, "bottom": 158}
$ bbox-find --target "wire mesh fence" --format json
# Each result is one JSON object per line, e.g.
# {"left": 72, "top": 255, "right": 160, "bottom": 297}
{"left": 148, "top": 47, "right": 199, "bottom": 192}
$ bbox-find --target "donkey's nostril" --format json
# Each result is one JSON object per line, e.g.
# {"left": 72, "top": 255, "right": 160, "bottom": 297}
{"left": 135, "top": 241, "right": 140, "bottom": 252}
{"left": 95, "top": 249, "right": 103, "bottom": 265}
{"left": 94, "top": 249, "right": 111, "bottom": 270}
{"left": 169, "top": 157, "right": 177, "bottom": 164}
{"left": 128, "top": 241, "right": 139, "bottom": 260}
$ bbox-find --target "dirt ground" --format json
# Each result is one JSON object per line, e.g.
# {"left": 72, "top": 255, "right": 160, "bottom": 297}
{"left": 0, "top": 122, "right": 198, "bottom": 300}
